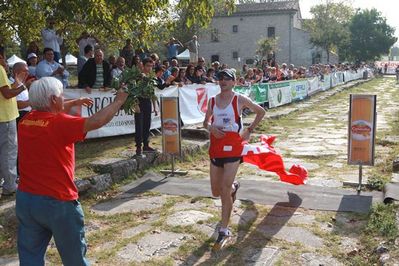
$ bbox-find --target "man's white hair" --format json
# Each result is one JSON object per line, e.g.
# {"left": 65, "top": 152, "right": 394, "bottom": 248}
{"left": 29, "top": 77, "right": 63, "bottom": 111}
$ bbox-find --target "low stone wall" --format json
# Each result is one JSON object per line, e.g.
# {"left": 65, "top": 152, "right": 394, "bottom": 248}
{"left": 76, "top": 143, "right": 204, "bottom": 195}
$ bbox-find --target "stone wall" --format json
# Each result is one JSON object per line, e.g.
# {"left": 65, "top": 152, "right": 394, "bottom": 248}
{"left": 199, "top": 13, "right": 294, "bottom": 69}
{"left": 198, "top": 11, "right": 338, "bottom": 69}
{"left": 75, "top": 143, "right": 203, "bottom": 195}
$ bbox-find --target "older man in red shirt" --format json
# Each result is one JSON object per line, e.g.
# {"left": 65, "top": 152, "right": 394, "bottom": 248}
{"left": 17, "top": 77, "right": 128, "bottom": 265}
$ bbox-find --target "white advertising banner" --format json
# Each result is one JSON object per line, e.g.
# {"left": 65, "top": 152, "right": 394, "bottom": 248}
{"left": 321, "top": 74, "right": 331, "bottom": 91}
{"left": 63, "top": 89, "right": 162, "bottom": 139}
{"left": 344, "top": 71, "right": 355, "bottom": 82}
{"left": 307, "top": 77, "right": 320, "bottom": 95}
{"left": 64, "top": 84, "right": 221, "bottom": 138}
{"left": 375, "top": 61, "right": 399, "bottom": 75}
{"left": 338, "top": 72, "right": 345, "bottom": 84}
{"left": 268, "top": 82, "right": 292, "bottom": 108}
{"left": 344, "top": 69, "right": 365, "bottom": 82}
{"left": 177, "top": 83, "right": 220, "bottom": 124}
{"left": 331, "top": 72, "right": 339, "bottom": 87}
{"left": 290, "top": 80, "right": 309, "bottom": 101}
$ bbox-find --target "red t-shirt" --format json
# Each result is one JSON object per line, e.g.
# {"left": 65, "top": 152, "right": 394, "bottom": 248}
{"left": 18, "top": 111, "right": 86, "bottom": 201}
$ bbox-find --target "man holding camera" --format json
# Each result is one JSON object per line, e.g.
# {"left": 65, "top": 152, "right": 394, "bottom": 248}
{"left": 165, "top": 37, "right": 183, "bottom": 62}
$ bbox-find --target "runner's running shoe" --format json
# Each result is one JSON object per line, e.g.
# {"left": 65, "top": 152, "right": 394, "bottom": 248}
{"left": 212, "top": 230, "right": 231, "bottom": 251}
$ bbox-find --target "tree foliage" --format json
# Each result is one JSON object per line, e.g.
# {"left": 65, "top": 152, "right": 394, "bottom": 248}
{"left": 304, "top": 1, "right": 353, "bottom": 63}
{"left": 345, "top": 8, "right": 397, "bottom": 62}
{"left": 168, "top": 0, "right": 235, "bottom": 51}
{"left": 0, "top": 0, "right": 234, "bottom": 57}
{"left": 256, "top": 37, "right": 278, "bottom": 62}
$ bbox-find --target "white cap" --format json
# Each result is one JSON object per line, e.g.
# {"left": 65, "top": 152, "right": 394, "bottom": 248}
{"left": 27, "top": 53, "right": 37, "bottom": 60}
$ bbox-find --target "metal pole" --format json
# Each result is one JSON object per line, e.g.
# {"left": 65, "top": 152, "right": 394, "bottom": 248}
{"left": 171, "top": 155, "right": 175, "bottom": 176}
{"left": 357, "top": 164, "right": 362, "bottom": 194}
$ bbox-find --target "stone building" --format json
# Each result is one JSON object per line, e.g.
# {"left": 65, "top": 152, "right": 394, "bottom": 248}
{"left": 198, "top": 0, "right": 337, "bottom": 69}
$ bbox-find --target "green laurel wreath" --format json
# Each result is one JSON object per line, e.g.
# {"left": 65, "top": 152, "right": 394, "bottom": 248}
{"left": 111, "top": 66, "right": 158, "bottom": 113}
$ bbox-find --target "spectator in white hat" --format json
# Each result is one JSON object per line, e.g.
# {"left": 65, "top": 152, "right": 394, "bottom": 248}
{"left": 27, "top": 53, "right": 38, "bottom": 77}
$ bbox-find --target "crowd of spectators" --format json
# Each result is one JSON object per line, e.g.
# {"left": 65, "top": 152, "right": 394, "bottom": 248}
{"left": 8, "top": 19, "right": 367, "bottom": 96}
{"left": 234, "top": 60, "right": 365, "bottom": 86}
{"left": 2, "top": 23, "right": 368, "bottom": 114}
{"left": 15, "top": 44, "right": 367, "bottom": 97}
{"left": 110, "top": 55, "right": 365, "bottom": 90}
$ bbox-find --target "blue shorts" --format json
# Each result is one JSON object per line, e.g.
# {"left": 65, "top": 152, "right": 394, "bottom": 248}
{"left": 211, "top": 157, "right": 243, "bottom": 168}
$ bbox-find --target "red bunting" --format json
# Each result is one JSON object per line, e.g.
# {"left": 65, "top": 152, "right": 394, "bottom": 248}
{"left": 209, "top": 132, "right": 308, "bottom": 185}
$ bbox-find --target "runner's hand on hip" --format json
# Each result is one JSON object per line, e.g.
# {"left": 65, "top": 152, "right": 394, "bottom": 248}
{"left": 210, "top": 126, "right": 225, "bottom": 139}
{"left": 241, "top": 128, "right": 251, "bottom": 141}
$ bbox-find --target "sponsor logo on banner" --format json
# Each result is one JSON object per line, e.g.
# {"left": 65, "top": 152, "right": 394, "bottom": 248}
{"left": 277, "top": 89, "right": 282, "bottom": 103}
{"left": 351, "top": 120, "right": 372, "bottom": 141}
{"left": 162, "top": 119, "right": 178, "bottom": 136}
{"left": 63, "top": 89, "right": 161, "bottom": 139}
{"left": 268, "top": 81, "right": 291, "bottom": 108}
{"left": 375, "top": 61, "right": 399, "bottom": 74}
{"left": 290, "top": 80, "right": 308, "bottom": 101}
{"left": 196, "top": 88, "right": 208, "bottom": 114}
{"left": 348, "top": 94, "right": 376, "bottom": 166}
{"left": 161, "top": 97, "right": 181, "bottom": 155}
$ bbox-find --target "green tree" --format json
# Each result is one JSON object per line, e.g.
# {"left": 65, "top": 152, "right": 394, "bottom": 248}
{"left": 167, "top": 0, "right": 235, "bottom": 52}
{"left": 0, "top": 0, "right": 234, "bottom": 58}
{"left": 256, "top": 37, "right": 278, "bottom": 62}
{"left": 346, "top": 8, "right": 397, "bottom": 62}
{"left": 304, "top": 1, "right": 353, "bottom": 63}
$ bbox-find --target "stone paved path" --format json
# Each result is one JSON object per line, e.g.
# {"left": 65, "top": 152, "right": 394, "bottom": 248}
{"left": 80, "top": 78, "right": 398, "bottom": 265}
{"left": 240, "top": 77, "right": 399, "bottom": 188}
{"left": 1, "top": 78, "right": 399, "bottom": 265}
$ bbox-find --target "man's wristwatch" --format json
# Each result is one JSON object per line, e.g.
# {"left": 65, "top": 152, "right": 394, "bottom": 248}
{"left": 15, "top": 83, "right": 26, "bottom": 90}
{"left": 18, "top": 84, "right": 27, "bottom": 90}
{"left": 247, "top": 126, "right": 254, "bottom": 133}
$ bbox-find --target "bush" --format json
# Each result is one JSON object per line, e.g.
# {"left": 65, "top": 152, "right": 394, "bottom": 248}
{"left": 366, "top": 203, "right": 398, "bottom": 240}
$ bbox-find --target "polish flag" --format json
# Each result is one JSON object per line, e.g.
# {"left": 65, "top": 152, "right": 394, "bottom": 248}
{"left": 209, "top": 132, "right": 308, "bottom": 185}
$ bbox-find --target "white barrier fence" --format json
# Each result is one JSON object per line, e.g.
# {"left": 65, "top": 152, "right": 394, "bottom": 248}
{"left": 64, "top": 69, "right": 366, "bottom": 138}
{"left": 375, "top": 61, "right": 399, "bottom": 75}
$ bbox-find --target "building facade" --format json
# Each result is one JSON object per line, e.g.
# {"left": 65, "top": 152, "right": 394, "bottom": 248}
{"left": 198, "top": 0, "right": 337, "bottom": 69}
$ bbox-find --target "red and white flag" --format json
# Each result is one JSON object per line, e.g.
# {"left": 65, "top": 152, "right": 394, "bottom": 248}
{"left": 209, "top": 132, "right": 308, "bottom": 185}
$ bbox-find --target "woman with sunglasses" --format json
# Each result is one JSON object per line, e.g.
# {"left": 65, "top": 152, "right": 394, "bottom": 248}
{"left": 203, "top": 68, "right": 265, "bottom": 251}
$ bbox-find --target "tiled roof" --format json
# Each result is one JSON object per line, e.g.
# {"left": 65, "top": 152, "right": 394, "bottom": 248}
{"left": 217, "top": 0, "right": 300, "bottom": 16}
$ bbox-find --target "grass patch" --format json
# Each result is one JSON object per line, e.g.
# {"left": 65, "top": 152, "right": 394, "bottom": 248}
{"left": 0, "top": 213, "right": 17, "bottom": 256}
{"left": 367, "top": 108, "right": 399, "bottom": 190}
{"left": 367, "top": 172, "right": 391, "bottom": 190}
{"left": 366, "top": 203, "right": 398, "bottom": 240}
